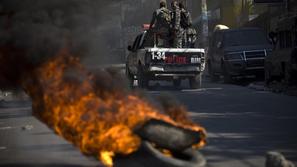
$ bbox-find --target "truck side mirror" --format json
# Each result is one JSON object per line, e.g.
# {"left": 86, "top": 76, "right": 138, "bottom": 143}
{"left": 127, "top": 45, "right": 132, "bottom": 51}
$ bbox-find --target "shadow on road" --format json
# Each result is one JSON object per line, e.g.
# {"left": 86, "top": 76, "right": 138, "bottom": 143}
{"left": 19, "top": 144, "right": 75, "bottom": 152}
{"left": 207, "top": 75, "right": 265, "bottom": 87}
{"left": 0, "top": 108, "right": 31, "bottom": 120}
{"left": 191, "top": 109, "right": 297, "bottom": 166}
{"left": 0, "top": 100, "right": 31, "bottom": 109}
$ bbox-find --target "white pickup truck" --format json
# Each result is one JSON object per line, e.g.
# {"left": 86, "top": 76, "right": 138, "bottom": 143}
{"left": 126, "top": 30, "right": 205, "bottom": 88}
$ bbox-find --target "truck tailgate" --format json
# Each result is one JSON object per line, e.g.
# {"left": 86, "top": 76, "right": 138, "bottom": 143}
{"left": 147, "top": 48, "right": 205, "bottom": 65}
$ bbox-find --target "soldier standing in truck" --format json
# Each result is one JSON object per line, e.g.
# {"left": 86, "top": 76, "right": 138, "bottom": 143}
{"left": 170, "top": 0, "right": 182, "bottom": 48}
{"left": 179, "top": 2, "right": 191, "bottom": 47}
{"left": 149, "top": 0, "right": 171, "bottom": 47}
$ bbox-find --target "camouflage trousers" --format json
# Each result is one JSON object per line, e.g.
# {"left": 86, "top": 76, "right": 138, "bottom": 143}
{"left": 187, "top": 28, "right": 197, "bottom": 48}
{"left": 182, "top": 28, "right": 197, "bottom": 48}
{"left": 172, "top": 29, "right": 183, "bottom": 48}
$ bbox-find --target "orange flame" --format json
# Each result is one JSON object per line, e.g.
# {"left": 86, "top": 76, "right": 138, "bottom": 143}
{"left": 22, "top": 48, "right": 206, "bottom": 166}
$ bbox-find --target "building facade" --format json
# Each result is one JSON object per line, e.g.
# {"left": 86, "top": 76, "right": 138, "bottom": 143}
{"left": 245, "top": 0, "right": 297, "bottom": 33}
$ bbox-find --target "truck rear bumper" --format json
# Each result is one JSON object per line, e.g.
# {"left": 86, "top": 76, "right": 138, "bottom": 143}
{"left": 147, "top": 65, "right": 202, "bottom": 80}
{"left": 149, "top": 65, "right": 202, "bottom": 73}
{"left": 148, "top": 73, "right": 198, "bottom": 80}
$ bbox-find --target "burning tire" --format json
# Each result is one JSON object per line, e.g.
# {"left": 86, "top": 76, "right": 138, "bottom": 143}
{"left": 115, "top": 119, "right": 206, "bottom": 167}
{"left": 114, "top": 141, "right": 206, "bottom": 167}
{"left": 136, "top": 119, "right": 204, "bottom": 151}
{"left": 142, "top": 141, "right": 206, "bottom": 167}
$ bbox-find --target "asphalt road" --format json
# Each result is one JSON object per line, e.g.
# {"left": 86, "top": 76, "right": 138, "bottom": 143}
{"left": 149, "top": 79, "right": 297, "bottom": 167}
{"left": 0, "top": 78, "right": 297, "bottom": 167}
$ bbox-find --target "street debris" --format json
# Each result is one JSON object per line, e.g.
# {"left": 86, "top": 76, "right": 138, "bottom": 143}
{"left": 21, "top": 125, "right": 34, "bottom": 131}
{"left": 266, "top": 151, "right": 295, "bottom": 167}
{"left": 248, "top": 82, "right": 267, "bottom": 91}
{"left": 248, "top": 81, "right": 297, "bottom": 97}
{"left": 267, "top": 81, "right": 297, "bottom": 96}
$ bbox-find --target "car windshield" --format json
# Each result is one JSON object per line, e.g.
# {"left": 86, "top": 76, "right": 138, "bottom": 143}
{"left": 223, "top": 30, "right": 269, "bottom": 47}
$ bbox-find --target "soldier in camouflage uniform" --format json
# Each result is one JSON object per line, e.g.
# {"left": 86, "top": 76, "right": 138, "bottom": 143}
{"left": 186, "top": 27, "right": 197, "bottom": 48}
{"left": 170, "top": 0, "right": 182, "bottom": 48}
{"left": 179, "top": 2, "right": 190, "bottom": 47}
{"left": 179, "top": 2, "right": 197, "bottom": 48}
{"left": 149, "top": 1, "right": 171, "bottom": 47}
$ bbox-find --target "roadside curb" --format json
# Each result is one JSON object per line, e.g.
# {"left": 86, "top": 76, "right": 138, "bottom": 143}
{"left": 248, "top": 81, "right": 297, "bottom": 97}
{"left": 248, "top": 82, "right": 267, "bottom": 91}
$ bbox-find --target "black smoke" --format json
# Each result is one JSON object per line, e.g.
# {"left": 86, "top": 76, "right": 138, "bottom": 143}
{"left": 0, "top": 0, "right": 164, "bottom": 90}
{"left": 0, "top": 0, "right": 123, "bottom": 89}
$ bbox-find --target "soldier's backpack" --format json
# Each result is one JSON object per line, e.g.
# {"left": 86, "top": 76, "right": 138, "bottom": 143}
{"left": 181, "top": 10, "right": 192, "bottom": 29}
{"left": 156, "top": 8, "right": 171, "bottom": 28}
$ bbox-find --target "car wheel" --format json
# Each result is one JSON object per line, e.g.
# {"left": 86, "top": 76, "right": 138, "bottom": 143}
{"left": 208, "top": 61, "right": 219, "bottom": 82}
{"left": 173, "top": 79, "right": 181, "bottom": 88}
{"left": 222, "top": 63, "right": 232, "bottom": 84}
{"left": 137, "top": 65, "right": 149, "bottom": 88}
{"left": 189, "top": 74, "right": 201, "bottom": 89}
{"left": 283, "top": 63, "right": 292, "bottom": 86}
{"left": 265, "top": 62, "right": 272, "bottom": 86}
{"left": 126, "top": 66, "right": 135, "bottom": 88}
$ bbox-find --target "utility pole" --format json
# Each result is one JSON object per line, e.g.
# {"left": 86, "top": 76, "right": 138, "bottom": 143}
{"left": 241, "top": 0, "right": 249, "bottom": 24}
{"left": 201, "top": 0, "right": 209, "bottom": 49}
